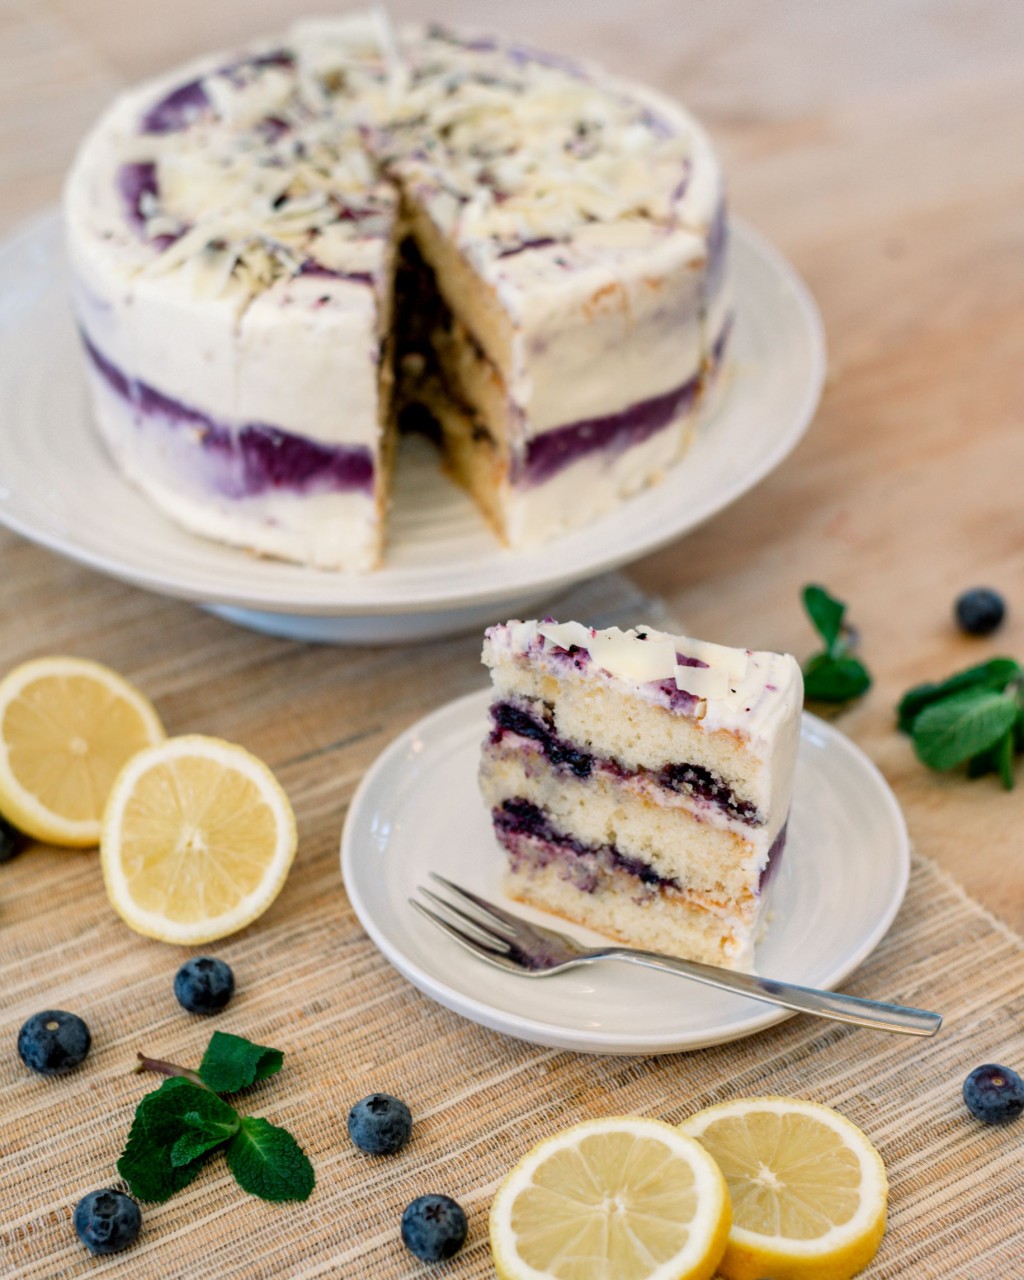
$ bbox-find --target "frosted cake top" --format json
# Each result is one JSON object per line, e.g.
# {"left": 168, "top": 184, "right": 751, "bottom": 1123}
{"left": 67, "top": 11, "right": 721, "bottom": 306}
{"left": 484, "top": 619, "right": 803, "bottom": 732}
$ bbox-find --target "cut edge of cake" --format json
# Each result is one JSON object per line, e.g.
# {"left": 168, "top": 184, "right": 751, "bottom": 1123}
{"left": 479, "top": 619, "right": 803, "bottom": 971}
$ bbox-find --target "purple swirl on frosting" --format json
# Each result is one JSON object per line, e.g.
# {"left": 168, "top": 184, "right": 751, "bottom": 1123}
{"left": 140, "top": 78, "right": 211, "bottom": 134}
{"left": 298, "top": 259, "right": 375, "bottom": 288}
{"left": 80, "top": 330, "right": 374, "bottom": 498}
{"left": 515, "top": 370, "right": 700, "bottom": 487}
{"left": 116, "top": 162, "right": 158, "bottom": 233}
{"left": 495, "top": 237, "right": 557, "bottom": 259}
{"left": 220, "top": 49, "right": 295, "bottom": 84}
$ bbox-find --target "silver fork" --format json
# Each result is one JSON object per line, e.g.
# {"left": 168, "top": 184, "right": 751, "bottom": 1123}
{"left": 410, "top": 874, "right": 942, "bottom": 1037}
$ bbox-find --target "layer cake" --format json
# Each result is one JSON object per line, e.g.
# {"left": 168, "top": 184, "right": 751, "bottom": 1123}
{"left": 66, "top": 14, "right": 732, "bottom": 568}
{"left": 480, "top": 620, "right": 803, "bottom": 970}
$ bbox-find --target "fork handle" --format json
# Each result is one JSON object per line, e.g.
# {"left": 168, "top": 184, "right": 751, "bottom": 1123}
{"left": 601, "top": 948, "right": 942, "bottom": 1036}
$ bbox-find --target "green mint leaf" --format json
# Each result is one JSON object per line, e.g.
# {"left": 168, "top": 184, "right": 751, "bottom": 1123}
{"left": 802, "top": 652, "right": 872, "bottom": 703}
{"left": 225, "top": 1116, "right": 315, "bottom": 1202}
{"left": 803, "top": 584, "right": 846, "bottom": 653}
{"left": 897, "top": 657, "right": 1021, "bottom": 733}
{"left": 199, "top": 1032, "right": 284, "bottom": 1095}
{"left": 966, "top": 748, "right": 997, "bottom": 779}
{"left": 170, "top": 1129, "right": 231, "bottom": 1168}
{"left": 911, "top": 689, "right": 1017, "bottom": 771}
{"left": 139, "top": 1077, "right": 240, "bottom": 1146}
{"left": 997, "top": 727, "right": 1016, "bottom": 791}
{"left": 117, "top": 1104, "right": 205, "bottom": 1203}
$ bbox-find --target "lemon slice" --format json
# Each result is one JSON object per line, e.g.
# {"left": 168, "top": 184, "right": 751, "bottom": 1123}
{"left": 679, "top": 1096, "right": 888, "bottom": 1280}
{"left": 490, "top": 1115, "right": 731, "bottom": 1280}
{"left": 100, "top": 734, "right": 297, "bottom": 944}
{"left": 0, "top": 656, "right": 165, "bottom": 846}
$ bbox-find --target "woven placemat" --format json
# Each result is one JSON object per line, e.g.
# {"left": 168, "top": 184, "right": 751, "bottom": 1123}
{"left": 2, "top": 574, "right": 1022, "bottom": 1278}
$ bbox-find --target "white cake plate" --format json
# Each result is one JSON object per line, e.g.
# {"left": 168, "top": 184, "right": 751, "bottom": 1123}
{"left": 0, "top": 210, "right": 824, "bottom": 643}
{"left": 341, "top": 690, "right": 911, "bottom": 1054}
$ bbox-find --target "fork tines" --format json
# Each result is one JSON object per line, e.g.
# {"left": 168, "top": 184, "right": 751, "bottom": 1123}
{"left": 410, "top": 879, "right": 516, "bottom": 964}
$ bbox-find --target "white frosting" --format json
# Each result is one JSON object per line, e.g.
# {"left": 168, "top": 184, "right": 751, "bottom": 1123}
{"left": 503, "top": 618, "right": 803, "bottom": 735}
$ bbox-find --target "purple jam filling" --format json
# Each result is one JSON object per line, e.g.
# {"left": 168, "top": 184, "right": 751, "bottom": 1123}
{"left": 490, "top": 703, "right": 593, "bottom": 778}
{"left": 495, "top": 799, "right": 789, "bottom": 903}
{"left": 81, "top": 332, "right": 374, "bottom": 498}
{"left": 493, "top": 798, "right": 679, "bottom": 895}
{"left": 140, "top": 78, "right": 210, "bottom": 134}
{"left": 516, "top": 371, "right": 700, "bottom": 487}
{"left": 759, "top": 821, "right": 787, "bottom": 891}
{"left": 658, "top": 763, "right": 758, "bottom": 823}
{"left": 490, "top": 699, "right": 763, "bottom": 825}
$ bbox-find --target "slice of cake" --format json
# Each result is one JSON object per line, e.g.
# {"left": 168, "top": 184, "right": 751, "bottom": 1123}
{"left": 480, "top": 620, "right": 803, "bottom": 971}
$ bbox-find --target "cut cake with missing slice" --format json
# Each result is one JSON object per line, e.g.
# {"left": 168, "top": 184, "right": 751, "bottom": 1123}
{"left": 479, "top": 620, "right": 804, "bottom": 971}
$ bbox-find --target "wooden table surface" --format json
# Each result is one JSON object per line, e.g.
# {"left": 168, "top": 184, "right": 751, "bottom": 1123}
{"left": 0, "top": 2, "right": 1022, "bottom": 1269}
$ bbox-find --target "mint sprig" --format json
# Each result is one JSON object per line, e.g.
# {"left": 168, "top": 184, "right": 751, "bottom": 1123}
{"left": 117, "top": 1034, "right": 313, "bottom": 1204}
{"left": 898, "top": 658, "right": 1024, "bottom": 789}
{"left": 800, "top": 585, "right": 871, "bottom": 703}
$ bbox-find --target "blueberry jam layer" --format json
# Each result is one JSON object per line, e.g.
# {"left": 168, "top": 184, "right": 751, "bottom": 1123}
{"left": 516, "top": 372, "right": 700, "bottom": 487}
{"left": 489, "top": 700, "right": 763, "bottom": 825}
{"left": 759, "top": 822, "right": 787, "bottom": 891}
{"left": 493, "top": 798, "right": 681, "bottom": 895}
{"left": 82, "top": 332, "right": 374, "bottom": 498}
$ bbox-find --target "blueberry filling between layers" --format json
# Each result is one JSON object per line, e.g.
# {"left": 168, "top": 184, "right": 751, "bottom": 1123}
{"left": 489, "top": 700, "right": 762, "bottom": 825}
{"left": 516, "top": 373, "right": 700, "bottom": 487}
{"left": 392, "top": 236, "right": 703, "bottom": 488}
{"left": 494, "top": 799, "right": 679, "bottom": 895}
{"left": 494, "top": 799, "right": 789, "bottom": 898}
{"left": 82, "top": 332, "right": 375, "bottom": 499}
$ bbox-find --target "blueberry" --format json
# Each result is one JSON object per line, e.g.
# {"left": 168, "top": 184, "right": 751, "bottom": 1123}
{"left": 955, "top": 588, "right": 1006, "bottom": 636}
{"left": 74, "top": 1188, "right": 141, "bottom": 1255}
{"left": 347, "top": 1092, "right": 413, "bottom": 1155}
{"left": 963, "top": 1063, "right": 1024, "bottom": 1124}
{"left": 0, "top": 814, "right": 25, "bottom": 863}
{"left": 400, "top": 1194, "right": 468, "bottom": 1263}
{"left": 173, "top": 957, "right": 235, "bottom": 1015}
{"left": 17, "top": 1010, "right": 91, "bottom": 1075}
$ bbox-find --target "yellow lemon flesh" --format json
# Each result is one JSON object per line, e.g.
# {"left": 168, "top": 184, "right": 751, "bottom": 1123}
{"left": 680, "top": 1095, "right": 888, "bottom": 1280}
{"left": 490, "top": 1115, "right": 731, "bottom": 1280}
{"left": 0, "top": 656, "right": 164, "bottom": 845}
{"left": 101, "top": 734, "right": 297, "bottom": 944}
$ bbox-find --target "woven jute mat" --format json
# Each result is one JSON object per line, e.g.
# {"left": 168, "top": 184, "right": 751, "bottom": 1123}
{"left": 1, "top": 573, "right": 1022, "bottom": 1278}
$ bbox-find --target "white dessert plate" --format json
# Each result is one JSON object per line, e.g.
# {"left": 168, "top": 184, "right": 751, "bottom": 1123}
{"left": 0, "top": 210, "right": 824, "bottom": 643}
{"left": 341, "top": 689, "right": 910, "bottom": 1055}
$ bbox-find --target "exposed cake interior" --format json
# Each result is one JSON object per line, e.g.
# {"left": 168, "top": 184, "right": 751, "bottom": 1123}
{"left": 480, "top": 619, "right": 803, "bottom": 970}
